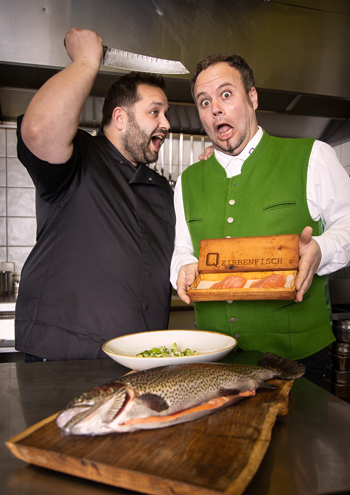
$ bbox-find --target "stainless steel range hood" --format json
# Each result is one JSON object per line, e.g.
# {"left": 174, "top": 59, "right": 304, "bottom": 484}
{"left": 1, "top": 0, "right": 350, "bottom": 144}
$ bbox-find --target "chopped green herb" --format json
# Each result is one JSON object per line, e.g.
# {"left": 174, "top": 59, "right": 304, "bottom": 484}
{"left": 136, "top": 342, "right": 199, "bottom": 358}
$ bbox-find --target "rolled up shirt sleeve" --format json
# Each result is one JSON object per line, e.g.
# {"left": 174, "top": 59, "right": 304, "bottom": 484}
{"left": 170, "top": 175, "right": 198, "bottom": 289}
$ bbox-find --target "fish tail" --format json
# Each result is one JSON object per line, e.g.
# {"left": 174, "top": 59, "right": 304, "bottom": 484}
{"left": 258, "top": 352, "right": 306, "bottom": 379}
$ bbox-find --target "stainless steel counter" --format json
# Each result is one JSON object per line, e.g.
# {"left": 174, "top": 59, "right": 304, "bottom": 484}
{"left": 1, "top": 358, "right": 350, "bottom": 495}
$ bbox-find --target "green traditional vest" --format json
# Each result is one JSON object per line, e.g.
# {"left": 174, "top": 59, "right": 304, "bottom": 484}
{"left": 182, "top": 131, "right": 334, "bottom": 360}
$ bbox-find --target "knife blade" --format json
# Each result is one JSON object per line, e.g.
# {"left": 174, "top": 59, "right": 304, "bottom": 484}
{"left": 102, "top": 46, "right": 189, "bottom": 74}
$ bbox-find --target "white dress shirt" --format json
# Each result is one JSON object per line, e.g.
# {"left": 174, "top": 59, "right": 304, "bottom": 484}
{"left": 170, "top": 127, "right": 350, "bottom": 288}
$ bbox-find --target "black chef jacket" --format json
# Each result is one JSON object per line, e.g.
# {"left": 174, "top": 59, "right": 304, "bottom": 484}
{"left": 15, "top": 116, "right": 175, "bottom": 360}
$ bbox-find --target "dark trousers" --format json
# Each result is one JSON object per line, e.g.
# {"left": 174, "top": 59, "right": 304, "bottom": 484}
{"left": 297, "top": 347, "right": 329, "bottom": 388}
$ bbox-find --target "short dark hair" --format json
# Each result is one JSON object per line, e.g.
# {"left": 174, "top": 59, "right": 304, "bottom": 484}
{"left": 101, "top": 72, "right": 166, "bottom": 127}
{"left": 190, "top": 54, "right": 255, "bottom": 100}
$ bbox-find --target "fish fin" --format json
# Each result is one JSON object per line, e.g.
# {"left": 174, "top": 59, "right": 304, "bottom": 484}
{"left": 120, "top": 393, "right": 253, "bottom": 430}
{"left": 103, "top": 387, "right": 127, "bottom": 423}
{"left": 135, "top": 393, "right": 169, "bottom": 412}
{"left": 258, "top": 352, "right": 306, "bottom": 379}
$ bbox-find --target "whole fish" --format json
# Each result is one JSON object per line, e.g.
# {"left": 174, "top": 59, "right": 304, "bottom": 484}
{"left": 56, "top": 353, "right": 305, "bottom": 436}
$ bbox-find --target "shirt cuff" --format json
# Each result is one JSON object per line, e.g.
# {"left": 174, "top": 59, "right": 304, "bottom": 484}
{"left": 170, "top": 253, "right": 199, "bottom": 289}
{"left": 313, "top": 235, "right": 338, "bottom": 276}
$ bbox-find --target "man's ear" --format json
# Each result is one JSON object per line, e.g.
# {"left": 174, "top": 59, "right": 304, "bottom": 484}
{"left": 112, "top": 107, "right": 127, "bottom": 130}
{"left": 249, "top": 87, "right": 258, "bottom": 111}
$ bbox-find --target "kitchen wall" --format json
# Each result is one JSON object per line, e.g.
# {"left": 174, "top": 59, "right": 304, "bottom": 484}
{"left": 333, "top": 140, "right": 350, "bottom": 175}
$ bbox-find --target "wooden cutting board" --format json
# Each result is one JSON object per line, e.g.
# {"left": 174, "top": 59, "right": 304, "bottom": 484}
{"left": 6, "top": 379, "right": 293, "bottom": 495}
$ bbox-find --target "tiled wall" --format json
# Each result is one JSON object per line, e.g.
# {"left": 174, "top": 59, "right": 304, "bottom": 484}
{"left": 332, "top": 140, "right": 350, "bottom": 175}
{"left": 1, "top": 121, "right": 349, "bottom": 281}
{"left": 0, "top": 125, "right": 36, "bottom": 279}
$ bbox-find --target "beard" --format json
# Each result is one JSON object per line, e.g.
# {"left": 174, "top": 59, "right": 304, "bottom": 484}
{"left": 211, "top": 132, "right": 246, "bottom": 156}
{"left": 121, "top": 112, "right": 164, "bottom": 165}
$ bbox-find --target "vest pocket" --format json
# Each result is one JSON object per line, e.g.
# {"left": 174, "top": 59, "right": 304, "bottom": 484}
{"left": 262, "top": 201, "right": 297, "bottom": 211}
{"left": 273, "top": 293, "right": 310, "bottom": 312}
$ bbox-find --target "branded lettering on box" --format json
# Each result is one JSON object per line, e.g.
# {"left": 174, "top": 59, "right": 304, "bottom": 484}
{"left": 218, "top": 258, "right": 284, "bottom": 268}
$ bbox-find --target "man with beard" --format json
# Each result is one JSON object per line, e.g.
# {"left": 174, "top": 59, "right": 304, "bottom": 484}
{"left": 170, "top": 54, "right": 350, "bottom": 387}
{"left": 15, "top": 28, "right": 175, "bottom": 361}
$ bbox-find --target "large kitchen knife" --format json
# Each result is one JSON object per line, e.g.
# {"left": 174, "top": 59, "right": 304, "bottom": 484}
{"left": 102, "top": 46, "right": 189, "bottom": 74}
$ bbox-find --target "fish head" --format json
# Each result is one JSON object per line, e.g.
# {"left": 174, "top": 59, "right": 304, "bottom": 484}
{"left": 56, "top": 382, "right": 132, "bottom": 436}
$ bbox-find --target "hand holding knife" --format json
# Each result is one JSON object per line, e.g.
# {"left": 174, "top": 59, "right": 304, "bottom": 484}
{"left": 64, "top": 28, "right": 189, "bottom": 75}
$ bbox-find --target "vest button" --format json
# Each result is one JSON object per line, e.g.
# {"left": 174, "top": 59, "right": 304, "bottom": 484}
{"left": 227, "top": 300, "right": 233, "bottom": 304}
{"left": 229, "top": 317, "right": 237, "bottom": 323}
{"left": 226, "top": 236, "right": 231, "bottom": 238}
{"left": 227, "top": 217, "right": 234, "bottom": 223}
{"left": 229, "top": 199, "right": 235, "bottom": 205}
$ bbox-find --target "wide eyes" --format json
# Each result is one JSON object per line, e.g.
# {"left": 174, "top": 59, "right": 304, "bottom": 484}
{"left": 200, "top": 91, "right": 231, "bottom": 108}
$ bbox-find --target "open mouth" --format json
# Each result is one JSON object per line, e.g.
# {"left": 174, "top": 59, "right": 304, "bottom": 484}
{"left": 151, "top": 133, "right": 166, "bottom": 151}
{"left": 216, "top": 123, "right": 234, "bottom": 140}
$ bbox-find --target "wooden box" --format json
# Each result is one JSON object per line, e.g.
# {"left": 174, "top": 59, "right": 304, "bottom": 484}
{"left": 187, "top": 234, "right": 299, "bottom": 301}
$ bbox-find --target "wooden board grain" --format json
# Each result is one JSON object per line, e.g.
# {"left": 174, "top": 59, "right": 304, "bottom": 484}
{"left": 197, "top": 235, "right": 300, "bottom": 273}
{"left": 6, "top": 379, "right": 294, "bottom": 495}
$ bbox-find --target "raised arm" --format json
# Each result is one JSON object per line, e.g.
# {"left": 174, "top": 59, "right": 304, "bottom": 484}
{"left": 21, "top": 27, "right": 103, "bottom": 164}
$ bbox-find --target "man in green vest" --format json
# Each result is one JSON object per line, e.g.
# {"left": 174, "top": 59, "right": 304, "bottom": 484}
{"left": 170, "top": 54, "right": 350, "bottom": 387}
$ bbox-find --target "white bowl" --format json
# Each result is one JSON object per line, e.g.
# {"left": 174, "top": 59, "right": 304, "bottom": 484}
{"left": 102, "top": 329, "right": 237, "bottom": 371}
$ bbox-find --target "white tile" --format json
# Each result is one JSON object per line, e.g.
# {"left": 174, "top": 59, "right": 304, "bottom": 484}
{"left": 0, "top": 247, "right": 6, "bottom": 263}
{"left": 6, "top": 129, "right": 17, "bottom": 157}
{"left": 340, "top": 141, "right": 350, "bottom": 167}
{"left": 0, "top": 218, "right": 6, "bottom": 245}
{"left": 7, "top": 188, "right": 36, "bottom": 217}
{"left": 8, "top": 217, "right": 36, "bottom": 246}
{"left": 0, "top": 188, "right": 6, "bottom": 216}
{"left": 0, "top": 129, "right": 5, "bottom": 157}
{"left": 7, "top": 157, "right": 34, "bottom": 187}
{"left": 8, "top": 246, "right": 33, "bottom": 276}
{"left": 0, "top": 157, "right": 5, "bottom": 186}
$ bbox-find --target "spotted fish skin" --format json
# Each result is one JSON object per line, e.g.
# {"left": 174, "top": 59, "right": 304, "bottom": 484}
{"left": 56, "top": 353, "right": 305, "bottom": 436}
